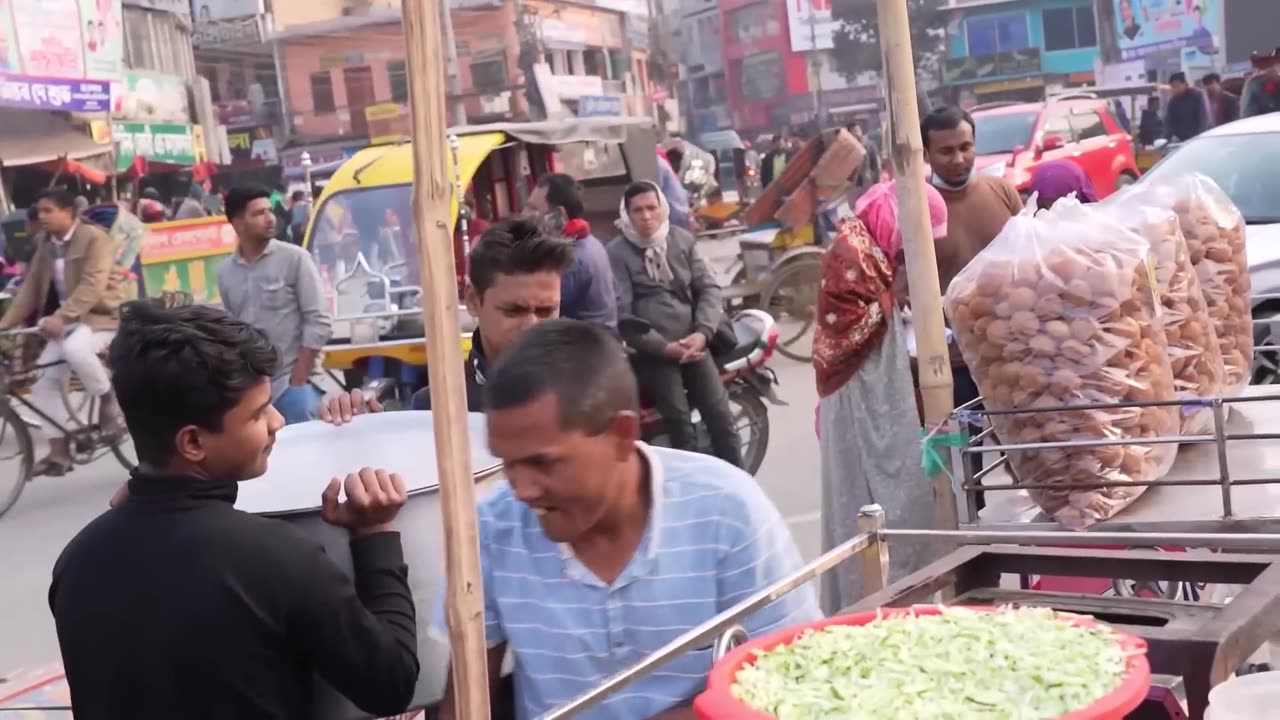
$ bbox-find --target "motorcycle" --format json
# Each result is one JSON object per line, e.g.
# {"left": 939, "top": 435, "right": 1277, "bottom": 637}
{"left": 621, "top": 309, "right": 784, "bottom": 476}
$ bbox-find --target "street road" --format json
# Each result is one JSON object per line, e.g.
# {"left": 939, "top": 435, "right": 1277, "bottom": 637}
{"left": 0, "top": 355, "right": 822, "bottom": 676}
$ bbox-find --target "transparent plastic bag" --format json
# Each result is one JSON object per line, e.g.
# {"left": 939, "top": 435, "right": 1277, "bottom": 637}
{"left": 1115, "top": 174, "right": 1252, "bottom": 395}
{"left": 1103, "top": 204, "right": 1226, "bottom": 434}
{"left": 944, "top": 203, "right": 1178, "bottom": 529}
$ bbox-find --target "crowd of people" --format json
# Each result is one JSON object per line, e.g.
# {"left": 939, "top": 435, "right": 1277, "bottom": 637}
{"left": 1139, "top": 70, "right": 1243, "bottom": 146}
{"left": 23, "top": 101, "right": 1110, "bottom": 718}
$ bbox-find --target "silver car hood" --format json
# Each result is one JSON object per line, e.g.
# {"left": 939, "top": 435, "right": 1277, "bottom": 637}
{"left": 1248, "top": 223, "right": 1280, "bottom": 304}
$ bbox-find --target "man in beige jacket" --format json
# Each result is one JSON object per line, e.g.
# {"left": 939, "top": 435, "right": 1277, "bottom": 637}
{"left": 0, "top": 189, "right": 127, "bottom": 475}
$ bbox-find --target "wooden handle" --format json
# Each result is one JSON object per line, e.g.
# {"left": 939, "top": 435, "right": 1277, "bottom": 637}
{"left": 875, "top": 0, "right": 959, "bottom": 536}
{"left": 402, "top": 0, "right": 492, "bottom": 716}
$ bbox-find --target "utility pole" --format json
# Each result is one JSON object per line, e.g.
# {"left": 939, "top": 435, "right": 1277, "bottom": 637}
{"left": 875, "top": 0, "right": 958, "bottom": 539}
{"left": 808, "top": 0, "right": 825, "bottom": 129}
{"left": 441, "top": 0, "right": 468, "bottom": 125}
{"left": 401, "top": 0, "right": 491, "bottom": 716}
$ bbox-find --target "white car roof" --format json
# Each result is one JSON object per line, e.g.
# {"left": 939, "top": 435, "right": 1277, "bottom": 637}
{"left": 1198, "top": 113, "right": 1280, "bottom": 138}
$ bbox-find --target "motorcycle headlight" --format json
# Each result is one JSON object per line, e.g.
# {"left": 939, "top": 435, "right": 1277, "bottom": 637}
{"left": 979, "top": 161, "right": 1007, "bottom": 178}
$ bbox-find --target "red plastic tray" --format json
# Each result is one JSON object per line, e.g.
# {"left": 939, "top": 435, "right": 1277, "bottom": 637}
{"left": 693, "top": 605, "right": 1151, "bottom": 720}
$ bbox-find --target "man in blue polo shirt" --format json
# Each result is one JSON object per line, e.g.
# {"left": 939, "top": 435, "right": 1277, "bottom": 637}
{"left": 435, "top": 319, "right": 819, "bottom": 720}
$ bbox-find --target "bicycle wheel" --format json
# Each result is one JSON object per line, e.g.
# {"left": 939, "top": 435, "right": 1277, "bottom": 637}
{"left": 759, "top": 257, "right": 822, "bottom": 363}
{"left": 61, "top": 375, "right": 93, "bottom": 428}
{"left": 0, "top": 400, "right": 35, "bottom": 519}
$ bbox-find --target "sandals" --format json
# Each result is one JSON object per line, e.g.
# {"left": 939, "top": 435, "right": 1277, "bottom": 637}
{"left": 33, "top": 457, "right": 74, "bottom": 477}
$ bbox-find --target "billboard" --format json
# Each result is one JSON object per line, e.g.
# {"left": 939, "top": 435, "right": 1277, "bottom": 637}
{"left": 0, "top": 0, "right": 123, "bottom": 111}
{"left": 787, "top": 0, "right": 838, "bottom": 52}
{"left": 1114, "top": 0, "right": 1223, "bottom": 62}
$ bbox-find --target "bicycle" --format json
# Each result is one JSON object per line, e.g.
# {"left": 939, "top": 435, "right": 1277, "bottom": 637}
{"left": 0, "top": 326, "right": 135, "bottom": 519}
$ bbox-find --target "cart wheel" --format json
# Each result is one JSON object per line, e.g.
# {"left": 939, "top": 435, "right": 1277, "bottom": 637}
{"left": 760, "top": 256, "right": 821, "bottom": 363}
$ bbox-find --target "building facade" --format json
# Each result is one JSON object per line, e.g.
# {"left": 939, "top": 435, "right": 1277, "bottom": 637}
{"left": 941, "top": 0, "right": 1098, "bottom": 103}
{"left": 720, "top": 0, "right": 811, "bottom": 135}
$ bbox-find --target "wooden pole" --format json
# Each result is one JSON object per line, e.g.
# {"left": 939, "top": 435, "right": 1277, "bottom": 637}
{"left": 401, "top": 0, "right": 492, "bottom": 717}
{"left": 874, "top": 0, "right": 959, "bottom": 535}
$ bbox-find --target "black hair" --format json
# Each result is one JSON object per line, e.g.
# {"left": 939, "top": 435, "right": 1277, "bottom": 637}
{"left": 534, "top": 172, "right": 585, "bottom": 220}
{"left": 290, "top": 190, "right": 306, "bottom": 202}
{"left": 225, "top": 185, "right": 271, "bottom": 220}
{"left": 1202, "top": 72, "right": 1221, "bottom": 85}
{"left": 1170, "top": 72, "right": 1188, "bottom": 84}
{"left": 35, "top": 188, "right": 76, "bottom": 211}
{"left": 623, "top": 181, "right": 661, "bottom": 211}
{"left": 921, "top": 106, "right": 976, "bottom": 149}
{"left": 468, "top": 218, "right": 574, "bottom": 296}
{"left": 108, "top": 302, "right": 279, "bottom": 466}
{"left": 485, "top": 318, "right": 638, "bottom": 434}
{"left": 26, "top": 205, "right": 38, "bottom": 221}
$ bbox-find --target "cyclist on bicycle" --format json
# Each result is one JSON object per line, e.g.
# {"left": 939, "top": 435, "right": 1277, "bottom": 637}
{"left": 0, "top": 188, "right": 128, "bottom": 476}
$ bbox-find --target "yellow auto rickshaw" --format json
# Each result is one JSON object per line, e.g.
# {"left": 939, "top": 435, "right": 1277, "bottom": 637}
{"left": 303, "top": 117, "right": 658, "bottom": 403}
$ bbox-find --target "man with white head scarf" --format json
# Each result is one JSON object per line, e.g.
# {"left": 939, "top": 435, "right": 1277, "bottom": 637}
{"left": 607, "top": 181, "right": 742, "bottom": 467}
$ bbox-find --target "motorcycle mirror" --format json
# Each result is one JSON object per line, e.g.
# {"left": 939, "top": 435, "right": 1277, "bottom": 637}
{"left": 619, "top": 317, "right": 653, "bottom": 336}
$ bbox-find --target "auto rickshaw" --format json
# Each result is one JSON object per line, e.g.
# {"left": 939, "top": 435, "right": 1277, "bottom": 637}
{"left": 303, "top": 117, "right": 658, "bottom": 403}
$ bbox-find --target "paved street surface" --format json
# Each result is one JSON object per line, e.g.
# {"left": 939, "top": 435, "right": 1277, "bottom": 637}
{"left": 0, "top": 355, "right": 821, "bottom": 676}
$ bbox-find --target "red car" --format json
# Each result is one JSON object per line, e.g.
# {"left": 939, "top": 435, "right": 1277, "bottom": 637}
{"left": 970, "top": 95, "right": 1139, "bottom": 200}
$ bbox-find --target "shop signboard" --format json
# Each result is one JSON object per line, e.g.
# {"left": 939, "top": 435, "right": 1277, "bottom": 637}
{"left": 114, "top": 121, "right": 197, "bottom": 169}
{"left": 0, "top": 0, "right": 123, "bottom": 111}
{"left": 190, "top": 0, "right": 262, "bottom": 21}
{"left": 578, "top": 94, "right": 623, "bottom": 117}
{"left": 111, "top": 71, "right": 190, "bottom": 123}
{"left": 1114, "top": 0, "right": 1223, "bottom": 62}
{"left": 227, "top": 124, "right": 279, "bottom": 165}
{"left": 138, "top": 217, "right": 238, "bottom": 302}
{"left": 786, "top": 0, "right": 837, "bottom": 53}
{"left": 943, "top": 49, "right": 1042, "bottom": 84}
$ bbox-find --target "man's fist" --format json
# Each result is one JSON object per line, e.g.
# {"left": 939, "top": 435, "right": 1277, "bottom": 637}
{"left": 37, "top": 315, "right": 66, "bottom": 339}
{"left": 320, "top": 467, "right": 406, "bottom": 537}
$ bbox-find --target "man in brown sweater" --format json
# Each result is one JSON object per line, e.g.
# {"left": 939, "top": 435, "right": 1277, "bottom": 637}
{"left": 922, "top": 106, "right": 1022, "bottom": 506}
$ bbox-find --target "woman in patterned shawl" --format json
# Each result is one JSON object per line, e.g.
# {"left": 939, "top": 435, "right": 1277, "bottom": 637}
{"left": 814, "top": 180, "right": 948, "bottom": 615}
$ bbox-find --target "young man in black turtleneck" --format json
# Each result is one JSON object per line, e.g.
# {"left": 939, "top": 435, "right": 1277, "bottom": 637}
{"left": 49, "top": 302, "right": 420, "bottom": 719}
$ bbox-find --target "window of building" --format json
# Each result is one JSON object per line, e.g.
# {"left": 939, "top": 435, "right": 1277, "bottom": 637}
{"left": 738, "top": 52, "right": 782, "bottom": 102}
{"left": 727, "top": 2, "right": 779, "bottom": 45}
{"left": 387, "top": 60, "right": 408, "bottom": 103}
{"left": 584, "top": 48, "right": 603, "bottom": 78}
{"left": 1042, "top": 5, "right": 1097, "bottom": 52}
{"left": 1068, "top": 110, "right": 1106, "bottom": 140}
{"left": 470, "top": 57, "right": 507, "bottom": 93}
{"left": 310, "top": 71, "right": 335, "bottom": 114}
{"left": 965, "top": 12, "right": 1030, "bottom": 56}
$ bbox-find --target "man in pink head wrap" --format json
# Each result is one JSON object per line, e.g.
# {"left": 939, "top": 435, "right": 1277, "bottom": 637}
{"left": 812, "top": 180, "right": 949, "bottom": 616}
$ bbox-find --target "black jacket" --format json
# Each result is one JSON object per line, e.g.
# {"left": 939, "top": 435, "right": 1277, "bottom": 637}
{"left": 1165, "top": 89, "right": 1210, "bottom": 142}
{"left": 49, "top": 471, "right": 419, "bottom": 719}
{"left": 412, "top": 334, "right": 487, "bottom": 410}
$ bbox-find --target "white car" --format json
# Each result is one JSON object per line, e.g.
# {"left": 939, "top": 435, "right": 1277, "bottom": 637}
{"left": 1134, "top": 113, "right": 1280, "bottom": 382}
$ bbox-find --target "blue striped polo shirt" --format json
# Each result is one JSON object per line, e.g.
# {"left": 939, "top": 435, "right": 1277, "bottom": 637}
{"left": 431, "top": 443, "right": 820, "bottom": 719}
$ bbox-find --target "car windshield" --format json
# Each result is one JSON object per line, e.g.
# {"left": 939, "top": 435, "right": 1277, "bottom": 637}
{"left": 974, "top": 112, "right": 1038, "bottom": 155}
{"left": 309, "top": 185, "right": 418, "bottom": 285}
{"left": 1141, "top": 133, "right": 1280, "bottom": 224}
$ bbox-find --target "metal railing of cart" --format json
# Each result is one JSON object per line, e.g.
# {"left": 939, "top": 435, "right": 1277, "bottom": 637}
{"left": 543, "top": 510, "right": 1280, "bottom": 719}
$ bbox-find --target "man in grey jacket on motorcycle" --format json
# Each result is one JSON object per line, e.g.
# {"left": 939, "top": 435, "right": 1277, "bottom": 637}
{"left": 608, "top": 181, "right": 742, "bottom": 468}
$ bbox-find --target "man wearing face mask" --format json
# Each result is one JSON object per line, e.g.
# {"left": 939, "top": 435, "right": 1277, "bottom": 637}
{"left": 921, "top": 106, "right": 1021, "bottom": 504}
{"left": 608, "top": 181, "right": 742, "bottom": 468}
{"left": 525, "top": 173, "right": 617, "bottom": 330}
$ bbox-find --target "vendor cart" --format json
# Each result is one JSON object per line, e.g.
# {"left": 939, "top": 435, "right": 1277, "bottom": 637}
{"left": 543, "top": 507, "right": 1280, "bottom": 720}
{"left": 694, "top": 125, "right": 874, "bottom": 363}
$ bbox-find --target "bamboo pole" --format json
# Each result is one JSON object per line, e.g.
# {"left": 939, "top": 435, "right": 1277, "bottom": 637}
{"left": 874, "top": 0, "right": 959, "bottom": 535}
{"left": 401, "top": 0, "right": 492, "bottom": 717}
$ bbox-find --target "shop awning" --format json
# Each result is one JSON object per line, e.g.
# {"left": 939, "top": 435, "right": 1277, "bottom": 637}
{"left": 0, "top": 109, "right": 112, "bottom": 168}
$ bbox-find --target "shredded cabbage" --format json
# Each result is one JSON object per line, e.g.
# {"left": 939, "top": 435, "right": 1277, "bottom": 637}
{"left": 731, "top": 606, "right": 1133, "bottom": 719}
